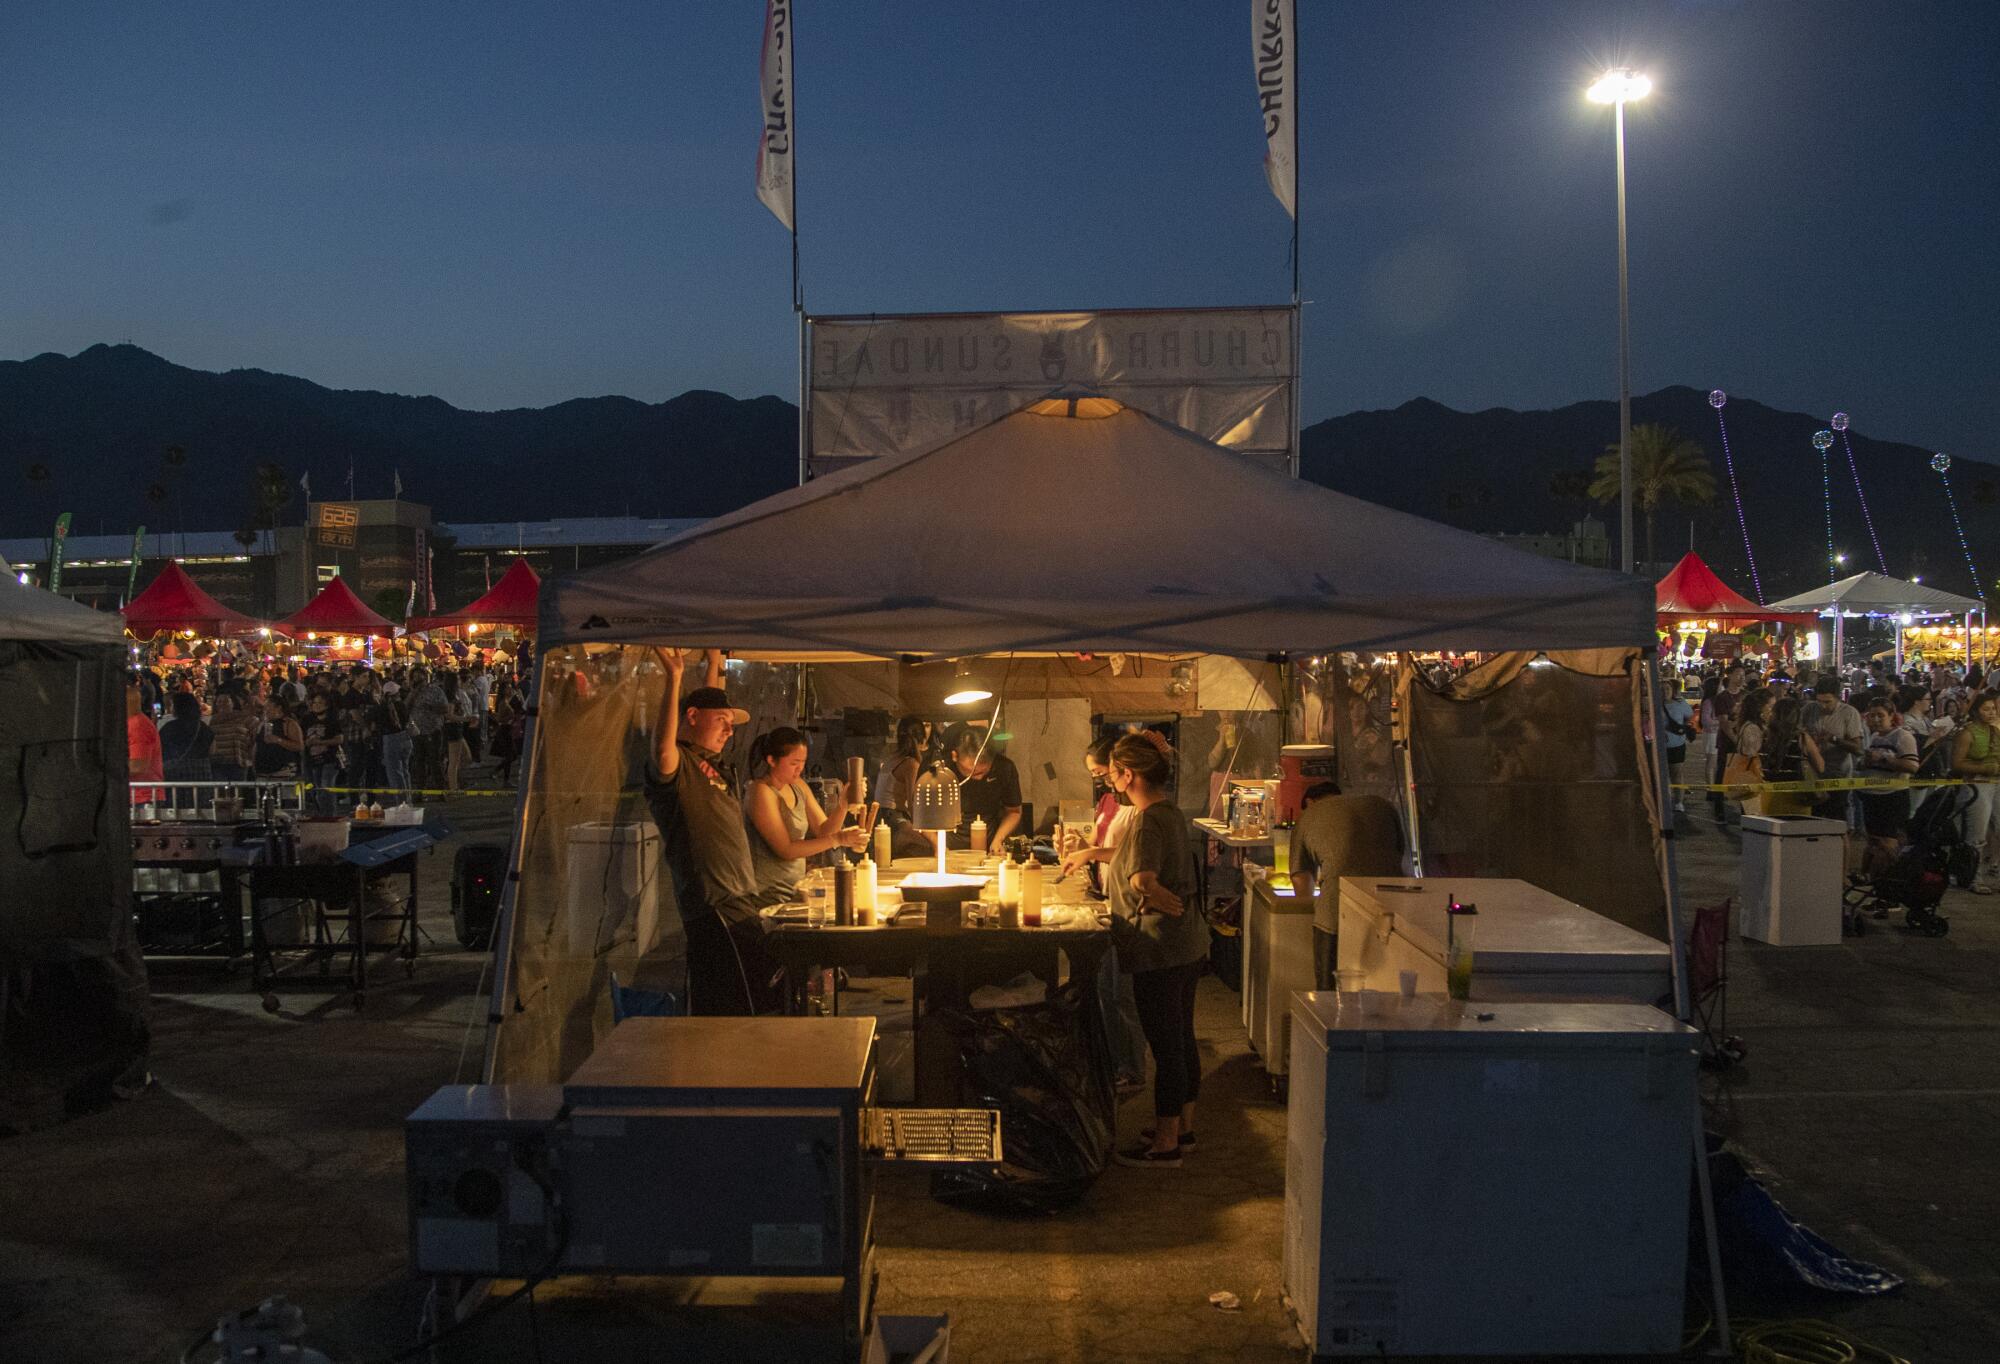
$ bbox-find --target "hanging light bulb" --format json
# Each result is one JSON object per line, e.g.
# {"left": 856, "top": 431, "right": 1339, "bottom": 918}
{"left": 943, "top": 660, "right": 993, "bottom": 706}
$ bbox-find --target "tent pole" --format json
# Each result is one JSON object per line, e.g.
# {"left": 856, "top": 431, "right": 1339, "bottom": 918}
{"left": 1643, "top": 654, "right": 1732, "bottom": 1354}
{"left": 479, "top": 651, "right": 545, "bottom": 1084}
{"left": 1396, "top": 654, "right": 1425, "bottom": 876}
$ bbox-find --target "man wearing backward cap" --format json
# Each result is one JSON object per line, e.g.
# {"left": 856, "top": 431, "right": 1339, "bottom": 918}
{"left": 645, "top": 647, "right": 778, "bottom": 1014}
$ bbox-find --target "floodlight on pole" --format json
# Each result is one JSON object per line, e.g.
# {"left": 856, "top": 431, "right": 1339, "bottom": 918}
{"left": 1587, "top": 67, "right": 1652, "bottom": 575}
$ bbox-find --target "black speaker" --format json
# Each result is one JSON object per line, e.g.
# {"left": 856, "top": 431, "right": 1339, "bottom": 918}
{"left": 451, "top": 844, "right": 508, "bottom": 950}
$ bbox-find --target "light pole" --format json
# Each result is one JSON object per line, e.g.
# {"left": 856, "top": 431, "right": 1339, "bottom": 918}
{"left": 1588, "top": 67, "right": 1652, "bottom": 574}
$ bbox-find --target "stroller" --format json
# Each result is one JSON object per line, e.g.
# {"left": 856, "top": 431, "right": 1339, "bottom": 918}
{"left": 1842, "top": 784, "right": 1971, "bottom": 937}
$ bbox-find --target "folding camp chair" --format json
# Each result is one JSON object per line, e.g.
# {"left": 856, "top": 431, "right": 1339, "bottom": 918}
{"left": 1688, "top": 899, "right": 1745, "bottom": 1070}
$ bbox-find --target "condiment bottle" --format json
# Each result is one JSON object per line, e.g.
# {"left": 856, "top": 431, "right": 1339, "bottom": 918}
{"left": 969, "top": 815, "right": 988, "bottom": 855}
{"left": 996, "top": 856, "right": 1020, "bottom": 908}
{"left": 369, "top": 800, "right": 384, "bottom": 820}
{"left": 855, "top": 856, "right": 878, "bottom": 924}
{"left": 1020, "top": 859, "right": 1044, "bottom": 927}
{"left": 873, "top": 821, "right": 893, "bottom": 868}
{"left": 834, "top": 865, "right": 855, "bottom": 926}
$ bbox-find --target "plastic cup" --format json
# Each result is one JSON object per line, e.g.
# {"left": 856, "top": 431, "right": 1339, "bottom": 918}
{"left": 1398, "top": 969, "right": 1418, "bottom": 998}
{"left": 1335, "top": 969, "right": 1365, "bottom": 996}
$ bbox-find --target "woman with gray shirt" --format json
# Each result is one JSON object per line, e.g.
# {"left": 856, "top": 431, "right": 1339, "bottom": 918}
{"left": 1104, "top": 732, "right": 1206, "bottom": 1167}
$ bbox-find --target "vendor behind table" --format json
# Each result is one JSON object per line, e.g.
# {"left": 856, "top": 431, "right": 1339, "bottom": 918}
{"left": 642, "top": 647, "right": 780, "bottom": 1016}
{"left": 942, "top": 722, "right": 1022, "bottom": 851}
{"left": 744, "top": 725, "right": 868, "bottom": 901}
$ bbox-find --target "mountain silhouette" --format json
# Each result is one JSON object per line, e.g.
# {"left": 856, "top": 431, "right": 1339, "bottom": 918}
{"left": 6, "top": 346, "right": 1990, "bottom": 605}
{"left": 1302, "top": 386, "right": 1992, "bottom": 603}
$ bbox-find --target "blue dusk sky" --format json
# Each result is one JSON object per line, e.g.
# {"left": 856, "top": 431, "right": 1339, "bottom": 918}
{"left": 3, "top": 1, "right": 1995, "bottom": 453}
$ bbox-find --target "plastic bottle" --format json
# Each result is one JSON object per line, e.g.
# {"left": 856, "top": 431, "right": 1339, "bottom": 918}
{"left": 1020, "top": 859, "right": 1044, "bottom": 927}
{"left": 969, "top": 815, "right": 988, "bottom": 855}
{"left": 353, "top": 798, "right": 370, "bottom": 822}
{"left": 369, "top": 799, "right": 384, "bottom": 821}
{"left": 855, "top": 856, "right": 878, "bottom": 924}
{"left": 996, "top": 856, "right": 1020, "bottom": 909}
{"left": 873, "top": 821, "right": 893, "bottom": 868}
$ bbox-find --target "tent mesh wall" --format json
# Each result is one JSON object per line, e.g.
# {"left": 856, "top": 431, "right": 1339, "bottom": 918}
{"left": 1397, "top": 650, "right": 1667, "bottom": 942}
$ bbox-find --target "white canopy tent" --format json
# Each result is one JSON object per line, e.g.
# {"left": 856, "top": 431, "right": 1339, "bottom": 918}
{"left": 0, "top": 574, "right": 125, "bottom": 645}
{"left": 1767, "top": 571, "right": 1986, "bottom": 672}
{"left": 495, "top": 397, "right": 1678, "bottom": 1074}
{"left": 1, "top": 578, "right": 146, "bottom": 1132}
{"left": 542, "top": 397, "right": 1653, "bottom": 656}
{"left": 488, "top": 397, "right": 1725, "bottom": 1332}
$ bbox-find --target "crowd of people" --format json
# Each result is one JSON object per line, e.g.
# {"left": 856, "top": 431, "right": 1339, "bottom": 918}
{"left": 127, "top": 655, "right": 531, "bottom": 810}
{"left": 1671, "top": 657, "right": 2000, "bottom": 887}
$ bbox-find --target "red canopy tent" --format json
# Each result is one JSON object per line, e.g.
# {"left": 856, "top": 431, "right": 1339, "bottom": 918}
{"left": 121, "top": 561, "right": 264, "bottom": 636}
{"left": 1655, "top": 553, "right": 1816, "bottom": 629}
{"left": 274, "top": 575, "right": 398, "bottom": 638}
{"left": 407, "top": 558, "right": 540, "bottom": 633}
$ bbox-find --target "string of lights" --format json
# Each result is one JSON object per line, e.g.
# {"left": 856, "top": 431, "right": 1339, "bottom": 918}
{"left": 1932, "top": 453, "right": 1985, "bottom": 602}
{"left": 1814, "top": 429, "right": 1837, "bottom": 584}
{"left": 1707, "top": 390, "right": 1763, "bottom": 601}
{"left": 1831, "top": 414, "right": 1887, "bottom": 573}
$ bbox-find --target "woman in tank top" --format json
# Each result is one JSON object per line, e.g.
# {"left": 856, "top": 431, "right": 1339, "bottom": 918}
{"left": 743, "top": 727, "right": 866, "bottom": 899}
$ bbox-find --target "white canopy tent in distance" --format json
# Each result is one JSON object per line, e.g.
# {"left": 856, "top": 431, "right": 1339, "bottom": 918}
{"left": 1767, "top": 571, "right": 1987, "bottom": 674}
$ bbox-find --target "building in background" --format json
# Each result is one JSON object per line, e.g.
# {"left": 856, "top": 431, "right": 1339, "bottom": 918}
{"left": 5, "top": 504, "right": 707, "bottom": 624}
{"left": 1484, "top": 515, "right": 1612, "bottom": 571}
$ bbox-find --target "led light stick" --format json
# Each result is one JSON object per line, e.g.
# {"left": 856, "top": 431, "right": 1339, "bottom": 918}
{"left": 1932, "top": 453, "right": 1984, "bottom": 602}
{"left": 1831, "top": 413, "right": 1888, "bottom": 573}
{"left": 1708, "top": 390, "right": 1764, "bottom": 601}
{"left": 1814, "top": 429, "right": 1836, "bottom": 585}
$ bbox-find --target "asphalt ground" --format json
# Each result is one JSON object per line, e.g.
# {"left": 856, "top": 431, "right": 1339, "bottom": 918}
{"left": 2, "top": 780, "right": 1996, "bottom": 1363}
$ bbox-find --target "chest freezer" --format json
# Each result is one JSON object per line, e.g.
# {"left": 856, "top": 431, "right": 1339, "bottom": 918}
{"left": 1337, "top": 877, "right": 1670, "bottom": 1006}
{"left": 1283, "top": 993, "right": 1697, "bottom": 1357}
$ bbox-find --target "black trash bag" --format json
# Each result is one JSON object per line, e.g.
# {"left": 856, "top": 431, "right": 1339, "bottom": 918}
{"left": 1696, "top": 1137, "right": 1903, "bottom": 1297}
{"left": 929, "top": 981, "right": 1113, "bottom": 1215}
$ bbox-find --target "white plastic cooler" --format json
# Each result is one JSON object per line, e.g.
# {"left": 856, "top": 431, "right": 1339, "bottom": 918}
{"left": 1243, "top": 875, "right": 1315, "bottom": 1077}
{"left": 1283, "top": 993, "right": 1697, "bottom": 1357}
{"left": 564, "top": 821, "right": 669, "bottom": 959}
{"left": 1337, "top": 876, "right": 1671, "bottom": 1005}
{"left": 1739, "top": 814, "right": 1845, "bottom": 946}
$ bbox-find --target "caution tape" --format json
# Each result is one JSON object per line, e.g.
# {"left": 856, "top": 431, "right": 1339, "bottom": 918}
{"left": 308, "top": 784, "right": 520, "bottom": 799}
{"left": 1669, "top": 775, "right": 1970, "bottom": 795}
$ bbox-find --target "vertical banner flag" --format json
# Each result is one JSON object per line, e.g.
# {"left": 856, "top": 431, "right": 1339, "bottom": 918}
{"left": 756, "top": 0, "right": 795, "bottom": 230}
{"left": 1253, "top": 0, "right": 1297, "bottom": 218}
{"left": 128, "top": 525, "right": 147, "bottom": 599}
{"left": 48, "top": 512, "right": 72, "bottom": 594}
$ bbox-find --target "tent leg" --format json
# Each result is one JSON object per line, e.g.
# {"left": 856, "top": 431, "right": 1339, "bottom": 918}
{"left": 1395, "top": 655, "right": 1425, "bottom": 877}
{"left": 479, "top": 654, "right": 545, "bottom": 1084}
{"left": 1644, "top": 656, "right": 1732, "bottom": 1354}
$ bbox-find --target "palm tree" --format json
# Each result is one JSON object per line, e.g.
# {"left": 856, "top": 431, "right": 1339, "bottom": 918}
{"left": 1589, "top": 424, "right": 1716, "bottom": 572}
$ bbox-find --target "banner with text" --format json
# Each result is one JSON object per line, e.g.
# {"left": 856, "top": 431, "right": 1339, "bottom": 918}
{"left": 1253, "top": 0, "right": 1296, "bottom": 219}
{"left": 48, "top": 512, "right": 72, "bottom": 594}
{"left": 755, "top": 0, "right": 795, "bottom": 231}
{"left": 806, "top": 307, "right": 1297, "bottom": 478}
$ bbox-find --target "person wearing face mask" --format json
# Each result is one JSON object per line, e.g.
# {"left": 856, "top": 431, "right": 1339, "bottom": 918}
{"left": 644, "top": 647, "right": 774, "bottom": 1015}
{"left": 744, "top": 726, "right": 867, "bottom": 900}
